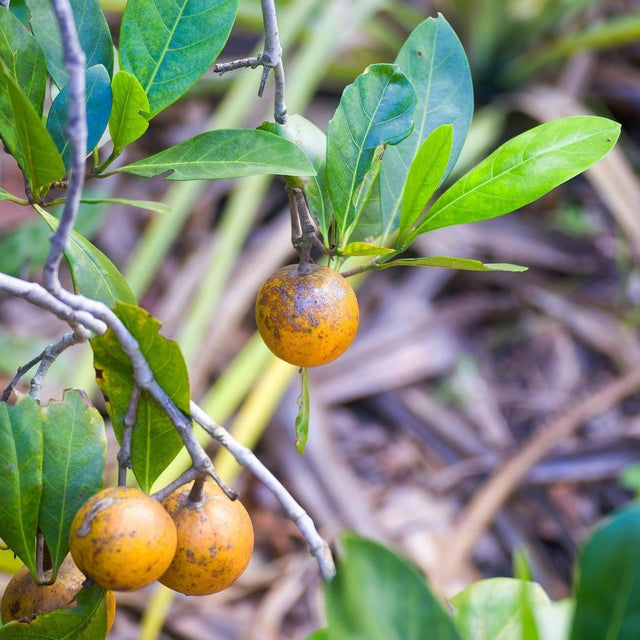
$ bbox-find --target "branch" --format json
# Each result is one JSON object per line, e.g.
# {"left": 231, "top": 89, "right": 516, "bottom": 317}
{"left": 1, "top": 330, "right": 87, "bottom": 402}
{"left": 212, "top": 0, "right": 286, "bottom": 123}
{"left": 189, "top": 401, "right": 336, "bottom": 580}
{"left": 43, "top": 0, "right": 86, "bottom": 294}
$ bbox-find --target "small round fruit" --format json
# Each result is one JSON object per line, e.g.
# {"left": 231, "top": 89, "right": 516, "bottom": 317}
{"left": 159, "top": 480, "right": 254, "bottom": 596}
{"left": 69, "top": 485, "right": 177, "bottom": 592}
{"left": 1, "top": 554, "right": 116, "bottom": 634}
{"left": 255, "top": 264, "right": 359, "bottom": 367}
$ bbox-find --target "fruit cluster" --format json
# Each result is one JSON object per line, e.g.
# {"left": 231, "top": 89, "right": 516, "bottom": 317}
{"left": 1, "top": 480, "right": 253, "bottom": 635}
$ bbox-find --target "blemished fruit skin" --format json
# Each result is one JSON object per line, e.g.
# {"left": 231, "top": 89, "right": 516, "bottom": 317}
{"left": 69, "top": 485, "right": 177, "bottom": 592}
{"left": 255, "top": 264, "right": 359, "bottom": 367}
{"left": 159, "top": 480, "right": 254, "bottom": 596}
{"left": 0, "top": 554, "right": 116, "bottom": 634}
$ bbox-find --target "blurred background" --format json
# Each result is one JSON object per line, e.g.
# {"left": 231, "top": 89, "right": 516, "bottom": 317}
{"left": 2, "top": 0, "right": 640, "bottom": 637}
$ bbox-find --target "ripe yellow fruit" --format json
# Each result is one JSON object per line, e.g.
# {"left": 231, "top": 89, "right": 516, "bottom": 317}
{"left": 255, "top": 264, "right": 359, "bottom": 367}
{"left": 0, "top": 554, "right": 116, "bottom": 634}
{"left": 159, "top": 480, "right": 254, "bottom": 596}
{"left": 69, "top": 485, "right": 177, "bottom": 592}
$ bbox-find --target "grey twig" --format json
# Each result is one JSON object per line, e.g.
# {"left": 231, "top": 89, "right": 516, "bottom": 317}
{"left": 213, "top": 55, "right": 263, "bottom": 74}
{"left": 189, "top": 401, "right": 336, "bottom": 580}
{"left": 1, "top": 332, "right": 83, "bottom": 402}
{"left": 43, "top": 0, "right": 86, "bottom": 293}
{"left": 117, "top": 384, "right": 141, "bottom": 486}
{"left": 212, "top": 0, "right": 286, "bottom": 123}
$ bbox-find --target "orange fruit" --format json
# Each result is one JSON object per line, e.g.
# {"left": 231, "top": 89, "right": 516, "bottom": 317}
{"left": 69, "top": 486, "right": 177, "bottom": 592}
{"left": 0, "top": 554, "right": 116, "bottom": 635}
{"left": 159, "top": 480, "right": 254, "bottom": 596}
{"left": 255, "top": 264, "right": 359, "bottom": 367}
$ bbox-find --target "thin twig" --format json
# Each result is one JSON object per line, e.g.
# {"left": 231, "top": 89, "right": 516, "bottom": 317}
{"left": 1, "top": 331, "right": 86, "bottom": 402}
{"left": 189, "top": 401, "right": 336, "bottom": 580}
{"left": 117, "top": 384, "right": 141, "bottom": 486}
{"left": 43, "top": 0, "right": 86, "bottom": 293}
{"left": 435, "top": 368, "right": 640, "bottom": 587}
{"left": 212, "top": 0, "right": 286, "bottom": 123}
{"left": 213, "top": 55, "right": 263, "bottom": 74}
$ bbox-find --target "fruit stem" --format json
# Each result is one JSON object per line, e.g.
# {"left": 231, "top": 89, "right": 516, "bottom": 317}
{"left": 188, "top": 474, "right": 208, "bottom": 504}
{"left": 286, "top": 185, "right": 324, "bottom": 274}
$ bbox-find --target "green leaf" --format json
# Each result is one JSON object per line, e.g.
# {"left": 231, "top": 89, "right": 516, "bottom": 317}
{"left": 337, "top": 242, "right": 394, "bottom": 257}
{"left": 295, "top": 367, "right": 310, "bottom": 454}
{"left": 305, "top": 632, "right": 330, "bottom": 640}
{"left": 535, "top": 600, "right": 574, "bottom": 640}
{"left": 377, "top": 256, "right": 527, "bottom": 272}
{"left": 452, "top": 578, "right": 550, "bottom": 640}
{"left": 46, "top": 65, "right": 112, "bottom": 169}
{"left": 108, "top": 70, "right": 150, "bottom": 155}
{"left": 327, "top": 63, "right": 416, "bottom": 243}
{"left": 416, "top": 116, "right": 621, "bottom": 235}
{"left": 117, "top": 129, "right": 316, "bottom": 180}
{"left": 0, "top": 61, "right": 65, "bottom": 198}
{"left": 38, "top": 390, "right": 106, "bottom": 577}
{"left": 0, "top": 394, "right": 43, "bottom": 576}
{"left": 76, "top": 197, "right": 170, "bottom": 215}
{"left": 90, "top": 304, "right": 188, "bottom": 492}
{"left": 0, "top": 187, "right": 23, "bottom": 203}
{"left": 0, "top": 8, "right": 46, "bottom": 114}
{"left": 119, "top": 0, "right": 240, "bottom": 117}
{"left": 36, "top": 207, "right": 137, "bottom": 308}
{"left": 397, "top": 124, "right": 453, "bottom": 247}
{"left": 260, "top": 114, "right": 333, "bottom": 245}
{"left": 570, "top": 502, "right": 640, "bottom": 639}
{"left": 380, "top": 15, "right": 474, "bottom": 241}
{"left": 26, "top": 0, "right": 114, "bottom": 88}
{"left": 324, "top": 533, "right": 461, "bottom": 640}
{"left": 0, "top": 584, "right": 109, "bottom": 638}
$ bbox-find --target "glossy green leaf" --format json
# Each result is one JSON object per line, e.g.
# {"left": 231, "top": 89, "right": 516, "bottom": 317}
{"left": 39, "top": 390, "right": 106, "bottom": 577}
{"left": 295, "top": 367, "right": 310, "bottom": 454}
{"left": 0, "top": 394, "right": 43, "bottom": 576}
{"left": 324, "top": 533, "right": 461, "bottom": 640}
{"left": 452, "top": 578, "right": 550, "bottom": 640}
{"left": 46, "top": 65, "right": 112, "bottom": 169}
{"left": 26, "top": 0, "right": 113, "bottom": 88}
{"left": 0, "top": 9, "right": 46, "bottom": 114}
{"left": 570, "top": 502, "right": 640, "bottom": 639}
{"left": 108, "top": 70, "right": 150, "bottom": 155}
{"left": 117, "top": 129, "right": 316, "bottom": 180}
{"left": 416, "top": 116, "right": 620, "bottom": 236}
{"left": 380, "top": 15, "right": 473, "bottom": 241}
{"left": 260, "top": 114, "right": 333, "bottom": 245}
{"left": 0, "top": 584, "right": 109, "bottom": 638}
{"left": 37, "top": 207, "right": 136, "bottom": 308}
{"left": 338, "top": 242, "right": 394, "bottom": 257}
{"left": 119, "top": 0, "right": 239, "bottom": 117}
{"left": 377, "top": 256, "right": 527, "bottom": 272}
{"left": 0, "top": 61, "right": 65, "bottom": 198}
{"left": 90, "top": 304, "right": 188, "bottom": 492}
{"left": 397, "top": 124, "right": 453, "bottom": 247}
{"left": 327, "top": 63, "right": 415, "bottom": 242}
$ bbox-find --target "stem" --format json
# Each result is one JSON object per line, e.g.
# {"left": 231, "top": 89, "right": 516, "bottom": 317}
{"left": 117, "top": 384, "right": 141, "bottom": 486}
{"left": 190, "top": 401, "right": 336, "bottom": 580}
{"left": 43, "top": 0, "right": 86, "bottom": 294}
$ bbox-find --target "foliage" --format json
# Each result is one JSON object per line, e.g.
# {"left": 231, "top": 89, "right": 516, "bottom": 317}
{"left": 308, "top": 504, "right": 640, "bottom": 640}
{"left": 0, "top": 0, "right": 624, "bottom": 635}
